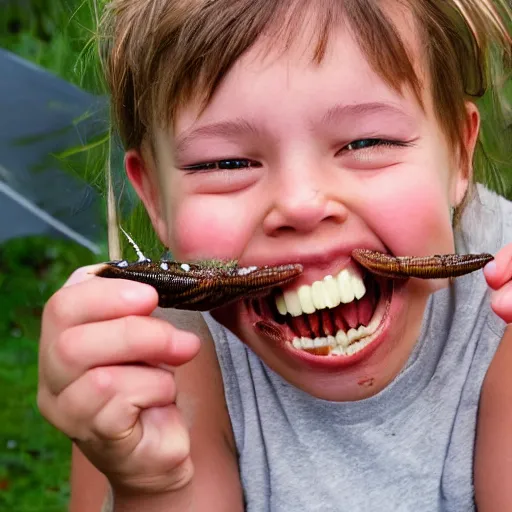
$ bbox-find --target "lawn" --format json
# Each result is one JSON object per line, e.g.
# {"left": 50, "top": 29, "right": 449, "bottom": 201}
{"left": 0, "top": 237, "right": 96, "bottom": 511}
{"left": 0, "top": 1, "right": 511, "bottom": 511}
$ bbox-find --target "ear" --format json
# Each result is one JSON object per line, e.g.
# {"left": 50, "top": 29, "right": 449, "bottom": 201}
{"left": 125, "top": 147, "right": 168, "bottom": 243}
{"left": 452, "top": 101, "right": 480, "bottom": 207}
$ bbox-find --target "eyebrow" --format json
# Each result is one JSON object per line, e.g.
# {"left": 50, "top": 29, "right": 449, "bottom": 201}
{"left": 175, "top": 118, "right": 261, "bottom": 153}
{"left": 321, "top": 102, "right": 416, "bottom": 126}
{"left": 175, "top": 102, "right": 416, "bottom": 153}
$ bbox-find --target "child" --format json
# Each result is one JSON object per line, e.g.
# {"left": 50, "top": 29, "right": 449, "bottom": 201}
{"left": 37, "top": 0, "right": 512, "bottom": 510}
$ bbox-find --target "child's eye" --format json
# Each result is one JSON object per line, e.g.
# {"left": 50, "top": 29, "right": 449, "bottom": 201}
{"left": 341, "top": 138, "right": 410, "bottom": 152}
{"left": 181, "top": 159, "right": 262, "bottom": 172}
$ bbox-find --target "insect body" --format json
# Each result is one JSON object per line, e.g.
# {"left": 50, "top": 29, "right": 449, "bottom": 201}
{"left": 96, "top": 258, "right": 303, "bottom": 310}
{"left": 95, "top": 230, "right": 302, "bottom": 310}
{"left": 351, "top": 249, "right": 494, "bottom": 279}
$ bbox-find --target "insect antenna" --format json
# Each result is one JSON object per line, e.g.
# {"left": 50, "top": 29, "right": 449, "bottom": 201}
{"left": 119, "top": 226, "right": 150, "bottom": 262}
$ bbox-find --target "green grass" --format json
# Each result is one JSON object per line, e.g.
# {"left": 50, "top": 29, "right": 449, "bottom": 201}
{"left": 1, "top": 0, "right": 102, "bottom": 93}
{"left": 0, "top": 237, "right": 98, "bottom": 511}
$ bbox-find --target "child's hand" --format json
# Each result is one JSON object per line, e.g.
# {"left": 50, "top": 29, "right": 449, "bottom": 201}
{"left": 37, "top": 265, "right": 201, "bottom": 495}
{"left": 484, "top": 243, "right": 512, "bottom": 324}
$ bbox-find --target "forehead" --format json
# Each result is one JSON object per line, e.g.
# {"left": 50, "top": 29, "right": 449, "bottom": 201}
{"left": 173, "top": 4, "right": 429, "bottom": 134}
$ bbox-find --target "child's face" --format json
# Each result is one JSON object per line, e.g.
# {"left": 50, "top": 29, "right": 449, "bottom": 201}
{"left": 128, "top": 15, "right": 478, "bottom": 401}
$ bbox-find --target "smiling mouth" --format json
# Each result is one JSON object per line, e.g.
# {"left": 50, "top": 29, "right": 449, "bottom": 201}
{"left": 247, "top": 264, "right": 394, "bottom": 357}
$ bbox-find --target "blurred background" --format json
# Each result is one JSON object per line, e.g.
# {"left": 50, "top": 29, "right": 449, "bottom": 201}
{"left": 1, "top": 1, "right": 104, "bottom": 510}
{"left": 0, "top": 1, "right": 511, "bottom": 510}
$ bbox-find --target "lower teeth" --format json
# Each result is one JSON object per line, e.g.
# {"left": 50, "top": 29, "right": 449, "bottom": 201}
{"left": 291, "top": 329, "right": 372, "bottom": 355}
{"left": 290, "top": 295, "right": 387, "bottom": 356}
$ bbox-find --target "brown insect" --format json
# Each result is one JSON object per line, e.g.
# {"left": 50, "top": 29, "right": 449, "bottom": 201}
{"left": 95, "top": 231, "right": 302, "bottom": 310}
{"left": 96, "top": 231, "right": 494, "bottom": 311}
{"left": 351, "top": 249, "right": 494, "bottom": 279}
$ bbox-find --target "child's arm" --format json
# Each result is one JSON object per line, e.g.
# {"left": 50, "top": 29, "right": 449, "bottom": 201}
{"left": 475, "top": 245, "right": 512, "bottom": 509}
{"left": 69, "top": 445, "right": 109, "bottom": 511}
{"left": 474, "top": 326, "right": 512, "bottom": 510}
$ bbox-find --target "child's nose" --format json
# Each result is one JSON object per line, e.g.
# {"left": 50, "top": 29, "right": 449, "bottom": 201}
{"left": 262, "top": 184, "right": 348, "bottom": 235}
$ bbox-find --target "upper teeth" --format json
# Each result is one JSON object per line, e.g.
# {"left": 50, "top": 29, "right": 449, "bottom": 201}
{"left": 275, "top": 267, "right": 366, "bottom": 317}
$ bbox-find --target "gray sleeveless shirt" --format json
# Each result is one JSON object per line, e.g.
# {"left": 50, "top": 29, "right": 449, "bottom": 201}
{"left": 202, "top": 187, "right": 512, "bottom": 512}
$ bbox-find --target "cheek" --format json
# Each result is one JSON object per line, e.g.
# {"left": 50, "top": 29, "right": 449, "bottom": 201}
{"left": 365, "top": 171, "right": 454, "bottom": 255}
{"left": 169, "top": 196, "right": 255, "bottom": 260}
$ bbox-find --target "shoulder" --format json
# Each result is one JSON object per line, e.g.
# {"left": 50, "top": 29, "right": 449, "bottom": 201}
{"left": 493, "top": 189, "right": 512, "bottom": 241}
{"left": 474, "top": 325, "right": 512, "bottom": 510}
{"left": 474, "top": 186, "right": 512, "bottom": 243}
{"left": 471, "top": 190, "right": 512, "bottom": 510}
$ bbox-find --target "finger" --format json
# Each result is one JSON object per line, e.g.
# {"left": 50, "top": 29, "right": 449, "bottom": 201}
{"left": 89, "top": 405, "right": 193, "bottom": 492}
{"left": 485, "top": 244, "right": 512, "bottom": 290}
{"left": 42, "top": 276, "right": 158, "bottom": 340}
{"left": 63, "top": 264, "right": 107, "bottom": 287}
{"left": 40, "top": 364, "right": 176, "bottom": 444}
{"left": 43, "top": 316, "right": 200, "bottom": 394}
{"left": 129, "top": 405, "right": 193, "bottom": 482}
{"left": 491, "top": 281, "right": 512, "bottom": 324}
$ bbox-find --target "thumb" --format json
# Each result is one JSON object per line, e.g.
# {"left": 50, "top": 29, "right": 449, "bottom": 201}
{"left": 63, "top": 264, "right": 107, "bottom": 287}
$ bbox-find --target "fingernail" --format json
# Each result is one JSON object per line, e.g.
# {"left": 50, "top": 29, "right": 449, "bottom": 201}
{"left": 63, "top": 265, "right": 102, "bottom": 287}
{"left": 485, "top": 260, "right": 497, "bottom": 275}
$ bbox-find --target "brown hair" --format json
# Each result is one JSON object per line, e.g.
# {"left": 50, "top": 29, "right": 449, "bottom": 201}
{"left": 100, "top": 0, "right": 510, "bottom": 153}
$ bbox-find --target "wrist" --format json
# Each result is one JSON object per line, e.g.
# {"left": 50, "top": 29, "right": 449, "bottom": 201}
{"left": 112, "top": 484, "right": 193, "bottom": 512}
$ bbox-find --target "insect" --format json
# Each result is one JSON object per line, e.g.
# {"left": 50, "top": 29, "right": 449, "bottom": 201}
{"left": 351, "top": 249, "right": 494, "bottom": 279}
{"left": 95, "top": 230, "right": 303, "bottom": 311}
{"left": 96, "top": 231, "right": 494, "bottom": 310}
